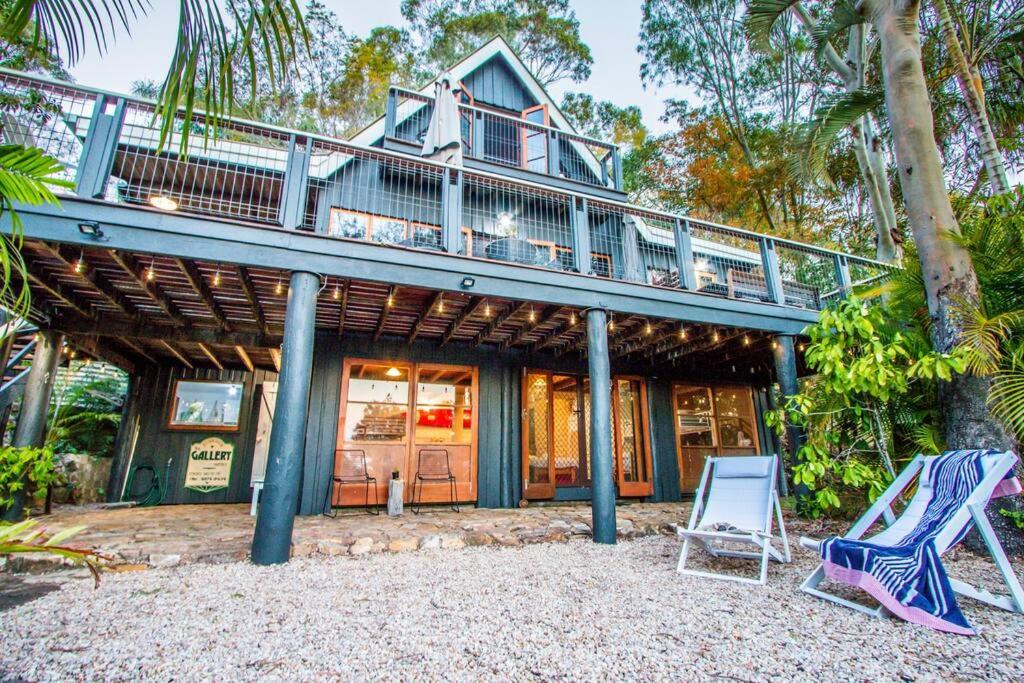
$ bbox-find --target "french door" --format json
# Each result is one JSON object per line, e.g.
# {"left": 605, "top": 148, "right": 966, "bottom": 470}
{"left": 522, "top": 370, "right": 652, "bottom": 500}
{"left": 336, "top": 360, "right": 478, "bottom": 506}
{"left": 672, "top": 384, "right": 760, "bottom": 492}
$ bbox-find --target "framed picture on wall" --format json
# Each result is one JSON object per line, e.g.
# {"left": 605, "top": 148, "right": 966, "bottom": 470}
{"left": 328, "top": 209, "right": 371, "bottom": 239}
{"left": 167, "top": 380, "right": 244, "bottom": 431}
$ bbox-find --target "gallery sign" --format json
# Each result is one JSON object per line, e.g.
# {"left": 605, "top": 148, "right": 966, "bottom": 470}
{"left": 184, "top": 436, "right": 235, "bottom": 493}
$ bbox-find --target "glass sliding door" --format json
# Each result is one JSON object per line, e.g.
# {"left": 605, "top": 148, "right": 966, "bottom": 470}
{"left": 614, "top": 377, "right": 653, "bottom": 497}
{"left": 522, "top": 370, "right": 555, "bottom": 499}
{"left": 672, "top": 384, "right": 760, "bottom": 492}
{"left": 413, "top": 365, "right": 477, "bottom": 503}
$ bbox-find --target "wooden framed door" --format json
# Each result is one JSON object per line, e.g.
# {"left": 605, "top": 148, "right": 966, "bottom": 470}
{"left": 336, "top": 360, "right": 413, "bottom": 506}
{"left": 522, "top": 370, "right": 555, "bottom": 499}
{"left": 336, "top": 360, "right": 479, "bottom": 506}
{"left": 523, "top": 369, "right": 653, "bottom": 499}
{"left": 410, "top": 364, "right": 478, "bottom": 503}
{"left": 672, "top": 383, "right": 760, "bottom": 492}
{"left": 613, "top": 376, "right": 654, "bottom": 497}
{"left": 521, "top": 104, "right": 549, "bottom": 173}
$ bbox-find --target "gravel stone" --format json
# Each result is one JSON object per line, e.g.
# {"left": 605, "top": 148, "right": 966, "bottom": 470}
{"left": 3, "top": 536, "right": 1021, "bottom": 681}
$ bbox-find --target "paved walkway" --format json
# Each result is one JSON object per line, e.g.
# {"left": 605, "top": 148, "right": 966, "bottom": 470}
{"left": 9, "top": 502, "right": 695, "bottom": 570}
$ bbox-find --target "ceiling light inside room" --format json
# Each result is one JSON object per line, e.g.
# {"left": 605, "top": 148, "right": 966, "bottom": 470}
{"left": 385, "top": 366, "right": 402, "bottom": 378}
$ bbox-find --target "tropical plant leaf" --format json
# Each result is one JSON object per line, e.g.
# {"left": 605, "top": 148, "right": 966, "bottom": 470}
{"left": 809, "top": 0, "right": 865, "bottom": 61}
{"left": 990, "top": 365, "right": 1024, "bottom": 440}
{"left": 743, "top": 0, "right": 800, "bottom": 51}
{"left": 790, "top": 87, "right": 885, "bottom": 183}
{"left": 0, "top": 0, "right": 146, "bottom": 65}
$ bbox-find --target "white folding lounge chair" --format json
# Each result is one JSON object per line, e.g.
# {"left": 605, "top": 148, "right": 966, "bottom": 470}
{"left": 800, "top": 450, "right": 1024, "bottom": 620}
{"left": 677, "top": 455, "right": 790, "bottom": 585}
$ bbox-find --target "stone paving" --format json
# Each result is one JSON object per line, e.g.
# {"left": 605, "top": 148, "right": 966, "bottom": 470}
{"left": 5, "top": 502, "right": 698, "bottom": 571}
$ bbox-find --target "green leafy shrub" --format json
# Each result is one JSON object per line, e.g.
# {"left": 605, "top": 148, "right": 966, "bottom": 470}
{"left": 0, "top": 445, "right": 58, "bottom": 512}
{"left": 766, "top": 297, "right": 968, "bottom": 517}
{"left": 0, "top": 519, "right": 105, "bottom": 585}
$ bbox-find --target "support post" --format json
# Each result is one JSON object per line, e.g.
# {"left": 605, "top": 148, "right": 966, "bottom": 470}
{"left": 251, "top": 271, "right": 319, "bottom": 564}
{"left": 3, "top": 330, "right": 63, "bottom": 521}
{"left": 75, "top": 94, "right": 125, "bottom": 199}
{"left": 673, "top": 218, "right": 698, "bottom": 291}
{"left": 571, "top": 197, "right": 593, "bottom": 275}
{"left": 441, "top": 169, "right": 463, "bottom": 254}
{"left": 610, "top": 147, "right": 623, "bottom": 191}
{"left": 586, "top": 307, "right": 616, "bottom": 544}
{"left": 471, "top": 111, "right": 485, "bottom": 160}
{"left": 772, "top": 334, "right": 808, "bottom": 503}
{"left": 384, "top": 88, "right": 398, "bottom": 139}
{"left": 834, "top": 254, "right": 853, "bottom": 298}
{"left": 761, "top": 238, "right": 785, "bottom": 305}
{"left": 279, "top": 135, "right": 311, "bottom": 229}
{"left": 547, "top": 130, "right": 560, "bottom": 177}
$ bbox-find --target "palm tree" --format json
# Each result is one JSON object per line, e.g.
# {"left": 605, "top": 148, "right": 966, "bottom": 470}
{"left": 0, "top": 0, "right": 308, "bottom": 321}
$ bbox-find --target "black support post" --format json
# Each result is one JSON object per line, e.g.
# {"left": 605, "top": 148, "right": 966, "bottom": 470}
{"left": 571, "top": 197, "right": 593, "bottom": 275}
{"left": 771, "top": 334, "right": 809, "bottom": 502}
{"left": 75, "top": 94, "right": 125, "bottom": 199}
{"left": 251, "top": 271, "right": 319, "bottom": 564}
{"left": 586, "top": 307, "right": 616, "bottom": 544}
{"left": 279, "top": 135, "right": 311, "bottom": 230}
{"left": 761, "top": 239, "right": 785, "bottom": 305}
{"left": 3, "top": 330, "right": 63, "bottom": 521}
{"left": 673, "top": 218, "right": 698, "bottom": 291}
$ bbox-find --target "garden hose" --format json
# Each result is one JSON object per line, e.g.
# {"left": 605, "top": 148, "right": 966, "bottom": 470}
{"left": 122, "top": 459, "right": 171, "bottom": 507}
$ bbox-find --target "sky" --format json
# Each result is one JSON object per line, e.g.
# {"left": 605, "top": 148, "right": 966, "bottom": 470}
{"left": 68, "top": 1, "right": 683, "bottom": 135}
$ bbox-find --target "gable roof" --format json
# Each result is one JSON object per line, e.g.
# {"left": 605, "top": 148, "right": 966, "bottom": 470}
{"left": 350, "top": 35, "right": 586, "bottom": 146}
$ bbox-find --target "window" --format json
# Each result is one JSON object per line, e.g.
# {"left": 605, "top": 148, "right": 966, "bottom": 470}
{"left": 410, "top": 222, "right": 442, "bottom": 249}
{"left": 168, "top": 380, "right": 243, "bottom": 431}
{"left": 415, "top": 367, "right": 473, "bottom": 445}
{"left": 672, "top": 384, "right": 760, "bottom": 490}
{"left": 591, "top": 253, "right": 613, "bottom": 278}
{"left": 342, "top": 363, "right": 410, "bottom": 443}
{"left": 328, "top": 209, "right": 409, "bottom": 245}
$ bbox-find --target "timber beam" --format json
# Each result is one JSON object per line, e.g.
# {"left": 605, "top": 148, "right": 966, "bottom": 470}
{"left": 374, "top": 285, "right": 398, "bottom": 342}
{"left": 236, "top": 266, "right": 269, "bottom": 336}
{"left": 440, "top": 296, "right": 485, "bottom": 347}
{"left": 176, "top": 259, "right": 233, "bottom": 331}
{"left": 160, "top": 340, "right": 194, "bottom": 368}
{"left": 43, "top": 244, "right": 140, "bottom": 319}
{"left": 408, "top": 291, "right": 444, "bottom": 345}
{"left": 336, "top": 279, "right": 350, "bottom": 337}
{"left": 68, "top": 334, "right": 136, "bottom": 372}
{"left": 108, "top": 250, "right": 188, "bottom": 325}
{"left": 25, "top": 264, "right": 93, "bottom": 319}
{"left": 50, "top": 314, "right": 280, "bottom": 348}
{"left": 474, "top": 300, "right": 531, "bottom": 347}
{"left": 503, "top": 306, "right": 564, "bottom": 351}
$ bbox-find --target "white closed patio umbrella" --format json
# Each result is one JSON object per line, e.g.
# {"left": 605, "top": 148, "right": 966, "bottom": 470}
{"left": 421, "top": 72, "right": 463, "bottom": 166}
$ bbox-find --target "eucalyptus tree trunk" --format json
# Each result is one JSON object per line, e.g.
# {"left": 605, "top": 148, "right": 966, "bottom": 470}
{"left": 867, "top": 0, "right": 1010, "bottom": 452}
{"left": 931, "top": 0, "right": 1011, "bottom": 195}
{"left": 793, "top": 4, "right": 900, "bottom": 262}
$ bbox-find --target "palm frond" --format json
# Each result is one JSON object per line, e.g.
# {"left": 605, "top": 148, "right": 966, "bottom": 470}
{"left": 790, "top": 87, "right": 885, "bottom": 183}
{"left": 155, "top": 0, "right": 309, "bottom": 154}
{"left": 990, "top": 365, "right": 1024, "bottom": 440}
{"left": 951, "top": 299, "right": 1024, "bottom": 375}
{"left": 0, "top": 0, "right": 147, "bottom": 65}
{"left": 809, "top": 0, "right": 865, "bottom": 62}
{"left": 743, "top": 0, "right": 800, "bottom": 51}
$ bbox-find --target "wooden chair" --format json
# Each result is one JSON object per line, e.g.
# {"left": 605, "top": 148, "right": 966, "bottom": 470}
{"left": 323, "top": 448, "right": 379, "bottom": 516}
{"left": 411, "top": 447, "right": 459, "bottom": 513}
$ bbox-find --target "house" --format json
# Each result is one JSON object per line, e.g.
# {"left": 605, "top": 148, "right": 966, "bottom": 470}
{"left": 0, "top": 37, "right": 887, "bottom": 560}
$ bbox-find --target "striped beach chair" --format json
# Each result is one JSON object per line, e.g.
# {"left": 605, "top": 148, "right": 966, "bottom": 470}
{"left": 800, "top": 449, "right": 1024, "bottom": 634}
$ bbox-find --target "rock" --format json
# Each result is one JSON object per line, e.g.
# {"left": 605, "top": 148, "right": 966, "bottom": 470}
{"left": 440, "top": 536, "right": 465, "bottom": 550}
{"left": 419, "top": 535, "right": 443, "bottom": 550}
{"left": 349, "top": 538, "right": 375, "bottom": 556}
{"left": 148, "top": 554, "right": 182, "bottom": 568}
{"left": 388, "top": 537, "right": 419, "bottom": 553}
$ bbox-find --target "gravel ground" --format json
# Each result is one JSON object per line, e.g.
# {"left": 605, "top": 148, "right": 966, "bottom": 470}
{"left": 2, "top": 536, "right": 1022, "bottom": 682}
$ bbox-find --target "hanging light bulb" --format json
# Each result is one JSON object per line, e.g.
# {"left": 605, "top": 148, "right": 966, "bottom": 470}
{"left": 529, "top": 307, "right": 536, "bottom": 323}
{"left": 484, "top": 302, "right": 491, "bottom": 317}
{"left": 743, "top": 335, "right": 750, "bottom": 346}
{"left": 73, "top": 251, "right": 84, "bottom": 274}
{"left": 333, "top": 283, "right": 340, "bottom": 300}
{"left": 438, "top": 298, "right": 444, "bottom": 314}
{"left": 645, "top": 321, "right": 653, "bottom": 336}
{"left": 275, "top": 274, "right": 284, "bottom": 295}
{"left": 213, "top": 267, "right": 221, "bottom": 287}
{"left": 679, "top": 325, "right": 687, "bottom": 340}
{"left": 771, "top": 340, "right": 779, "bottom": 349}
{"left": 798, "top": 343, "right": 806, "bottom": 352}
{"left": 569, "top": 312, "right": 576, "bottom": 326}
{"left": 146, "top": 258, "right": 156, "bottom": 282}
{"left": 608, "top": 315, "right": 615, "bottom": 332}
{"left": 712, "top": 330, "right": 720, "bottom": 343}
{"left": 387, "top": 292, "right": 394, "bottom": 307}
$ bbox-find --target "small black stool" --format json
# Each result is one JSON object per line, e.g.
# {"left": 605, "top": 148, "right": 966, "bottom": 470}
{"left": 411, "top": 448, "right": 459, "bottom": 513}
{"left": 324, "top": 448, "right": 379, "bottom": 516}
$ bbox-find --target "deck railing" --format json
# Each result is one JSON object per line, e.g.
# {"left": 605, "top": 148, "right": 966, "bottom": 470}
{"left": 386, "top": 86, "right": 621, "bottom": 191}
{"left": 0, "top": 69, "right": 892, "bottom": 314}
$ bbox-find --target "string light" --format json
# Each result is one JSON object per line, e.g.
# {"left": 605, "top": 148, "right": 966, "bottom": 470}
{"left": 387, "top": 292, "right": 394, "bottom": 307}
{"left": 569, "top": 312, "right": 576, "bottom": 326}
{"left": 645, "top": 321, "right": 653, "bottom": 336}
{"left": 333, "top": 283, "right": 340, "bottom": 300}
{"left": 146, "top": 258, "right": 156, "bottom": 282}
{"left": 798, "top": 343, "right": 806, "bottom": 352}
{"left": 437, "top": 298, "right": 444, "bottom": 314}
{"left": 213, "top": 266, "right": 221, "bottom": 287}
{"left": 73, "top": 250, "right": 84, "bottom": 274}
{"left": 679, "top": 325, "right": 687, "bottom": 340}
{"left": 743, "top": 335, "right": 750, "bottom": 346}
{"left": 275, "top": 274, "right": 284, "bottom": 295}
{"left": 608, "top": 314, "right": 615, "bottom": 332}
{"left": 771, "top": 340, "right": 779, "bottom": 349}
{"left": 484, "top": 302, "right": 491, "bottom": 317}
{"left": 712, "top": 330, "right": 720, "bottom": 343}
{"left": 529, "top": 307, "right": 536, "bottom": 323}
